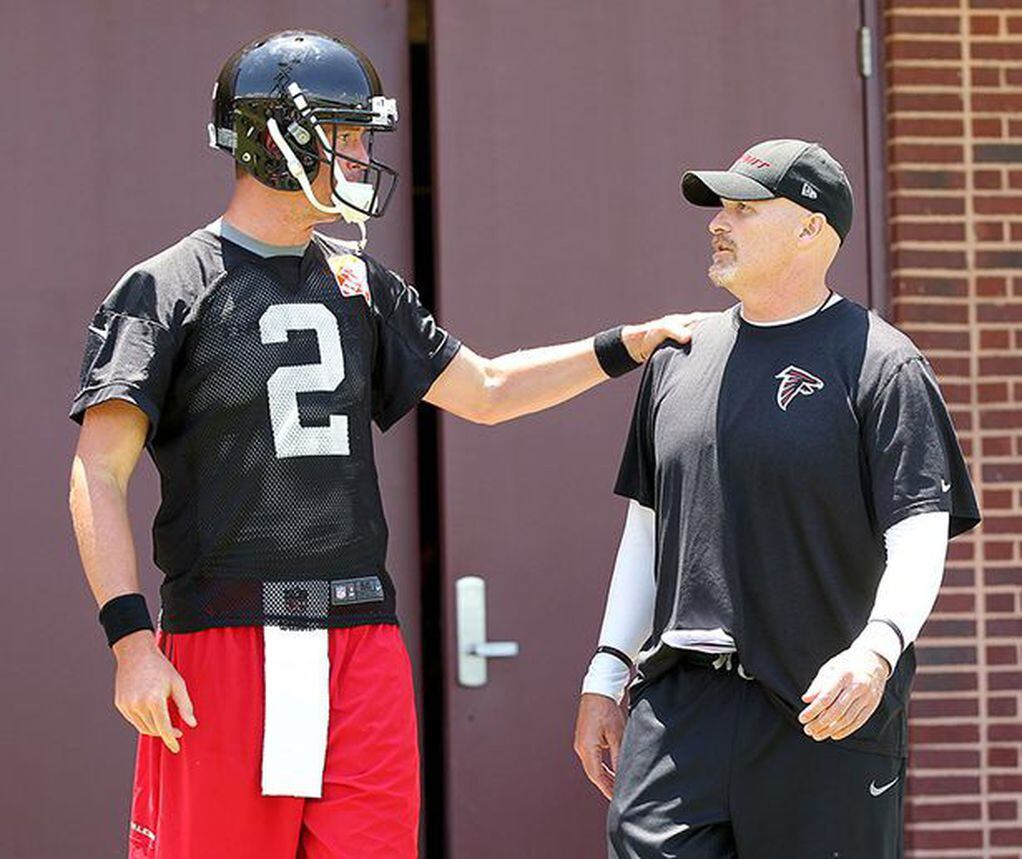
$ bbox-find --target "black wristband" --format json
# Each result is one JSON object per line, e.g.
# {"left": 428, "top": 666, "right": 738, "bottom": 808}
{"left": 595, "top": 645, "right": 634, "bottom": 671}
{"left": 99, "top": 593, "right": 154, "bottom": 648}
{"left": 869, "top": 618, "right": 905, "bottom": 654}
{"left": 594, "top": 326, "right": 642, "bottom": 378}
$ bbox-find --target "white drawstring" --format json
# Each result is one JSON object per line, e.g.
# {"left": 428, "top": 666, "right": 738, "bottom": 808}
{"left": 710, "top": 652, "right": 755, "bottom": 680}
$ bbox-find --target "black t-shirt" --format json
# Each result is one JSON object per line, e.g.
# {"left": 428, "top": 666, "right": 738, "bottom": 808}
{"left": 616, "top": 299, "right": 980, "bottom": 756}
{"left": 70, "top": 228, "right": 461, "bottom": 632}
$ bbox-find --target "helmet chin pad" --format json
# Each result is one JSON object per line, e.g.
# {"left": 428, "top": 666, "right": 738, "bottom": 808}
{"left": 330, "top": 163, "right": 375, "bottom": 224}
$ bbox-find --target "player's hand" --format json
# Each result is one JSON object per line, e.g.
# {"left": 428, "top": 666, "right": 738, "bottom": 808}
{"left": 574, "top": 692, "right": 627, "bottom": 801}
{"left": 622, "top": 312, "right": 717, "bottom": 363}
{"left": 113, "top": 630, "right": 197, "bottom": 753}
{"left": 798, "top": 647, "right": 890, "bottom": 742}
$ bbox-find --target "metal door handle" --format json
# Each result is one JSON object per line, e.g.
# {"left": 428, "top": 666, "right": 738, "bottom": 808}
{"left": 456, "top": 576, "right": 520, "bottom": 687}
{"left": 470, "top": 642, "right": 519, "bottom": 658}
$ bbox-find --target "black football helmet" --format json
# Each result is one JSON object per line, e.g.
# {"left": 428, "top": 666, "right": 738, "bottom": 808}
{"left": 208, "top": 30, "right": 398, "bottom": 226}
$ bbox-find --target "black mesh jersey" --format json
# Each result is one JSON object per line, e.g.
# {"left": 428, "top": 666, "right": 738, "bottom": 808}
{"left": 70, "top": 227, "right": 461, "bottom": 632}
{"left": 616, "top": 300, "right": 980, "bottom": 757}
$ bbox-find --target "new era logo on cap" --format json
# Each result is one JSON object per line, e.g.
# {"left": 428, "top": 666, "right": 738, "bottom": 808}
{"left": 680, "top": 138, "right": 854, "bottom": 242}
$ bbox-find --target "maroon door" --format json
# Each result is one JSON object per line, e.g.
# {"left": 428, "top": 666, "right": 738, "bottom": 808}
{"left": 0, "top": 5, "right": 418, "bottom": 858}
{"left": 431, "top": 2, "right": 879, "bottom": 856}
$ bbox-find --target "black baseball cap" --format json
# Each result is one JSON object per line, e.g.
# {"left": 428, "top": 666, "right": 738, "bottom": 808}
{"left": 680, "top": 139, "right": 854, "bottom": 242}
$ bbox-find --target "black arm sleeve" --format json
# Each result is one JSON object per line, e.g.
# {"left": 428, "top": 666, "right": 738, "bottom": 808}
{"left": 366, "top": 258, "right": 462, "bottom": 432}
{"left": 613, "top": 358, "right": 658, "bottom": 508}
{"left": 69, "top": 268, "right": 181, "bottom": 441}
{"left": 863, "top": 357, "right": 980, "bottom": 538}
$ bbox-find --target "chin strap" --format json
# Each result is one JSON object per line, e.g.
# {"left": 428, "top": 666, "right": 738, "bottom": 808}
{"left": 328, "top": 221, "right": 367, "bottom": 253}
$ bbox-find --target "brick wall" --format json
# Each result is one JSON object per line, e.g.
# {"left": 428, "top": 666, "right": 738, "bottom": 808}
{"left": 885, "top": 0, "right": 1022, "bottom": 855}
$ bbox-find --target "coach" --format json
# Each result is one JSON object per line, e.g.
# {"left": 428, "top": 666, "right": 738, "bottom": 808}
{"left": 573, "top": 139, "right": 981, "bottom": 858}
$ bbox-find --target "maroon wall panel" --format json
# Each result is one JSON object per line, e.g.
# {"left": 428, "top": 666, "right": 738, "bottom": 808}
{"left": 0, "top": 3, "right": 419, "bottom": 857}
{"left": 431, "top": 1, "right": 875, "bottom": 856}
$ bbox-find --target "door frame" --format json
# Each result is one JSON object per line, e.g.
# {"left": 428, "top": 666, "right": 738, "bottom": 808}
{"left": 860, "top": 0, "right": 891, "bottom": 315}
{"left": 415, "top": 2, "right": 890, "bottom": 856}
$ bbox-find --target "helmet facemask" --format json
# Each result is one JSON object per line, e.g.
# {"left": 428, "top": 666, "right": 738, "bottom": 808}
{"left": 266, "top": 118, "right": 396, "bottom": 222}
{"left": 222, "top": 85, "right": 398, "bottom": 251}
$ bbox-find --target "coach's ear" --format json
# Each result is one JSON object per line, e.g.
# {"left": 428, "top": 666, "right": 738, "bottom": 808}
{"left": 798, "top": 212, "right": 828, "bottom": 244}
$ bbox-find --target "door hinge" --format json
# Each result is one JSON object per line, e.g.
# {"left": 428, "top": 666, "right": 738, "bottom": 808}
{"left": 858, "top": 26, "right": 873, "bottom": 78}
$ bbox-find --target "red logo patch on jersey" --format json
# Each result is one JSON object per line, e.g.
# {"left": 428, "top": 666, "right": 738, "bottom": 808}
{"left": 774, "top": 365, "right": 824, "bottom": 411}
{"left": 327, "top": 254, "right": 371, "bottom": 307}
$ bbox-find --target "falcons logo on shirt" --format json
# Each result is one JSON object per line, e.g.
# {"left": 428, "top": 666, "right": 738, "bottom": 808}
{"left": 774, "top": 365, "right": 824, "bottom": 411}
{"left": 327, "top": 254, "right": 372, "bottom": 307}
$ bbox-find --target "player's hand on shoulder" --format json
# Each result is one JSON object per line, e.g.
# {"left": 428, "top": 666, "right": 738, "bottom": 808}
{"left": 574, "top": 692, "right": 627, "bottom": 801}
{"left": 798, "top": 647, "right": 890, "bottom": 742}
{"left": 113, "top": 630, "right": 197, "bottom": 754}
{"left": 622, "top": 312, "right": 718, "bottom": 363}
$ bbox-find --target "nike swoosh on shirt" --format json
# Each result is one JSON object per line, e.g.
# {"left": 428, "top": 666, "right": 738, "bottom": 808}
{"left": 941, "top": 480, "right": 952, "bottom": 492}
{"left": 869, "top": 777, "right": 900, "bottom": 797}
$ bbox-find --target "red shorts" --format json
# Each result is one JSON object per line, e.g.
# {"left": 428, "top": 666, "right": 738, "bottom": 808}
{"left": 128, "top": 624, "right": 420, "bottom": 859}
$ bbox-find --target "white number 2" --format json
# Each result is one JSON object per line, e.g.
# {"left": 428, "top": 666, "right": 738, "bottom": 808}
{"left": 259, "top": 303, "right": 350, "bottom": 458}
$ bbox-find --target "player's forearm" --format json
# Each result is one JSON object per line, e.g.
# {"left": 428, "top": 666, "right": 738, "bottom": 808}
{"left": 69, "top": 456, "right": 145, "bottom": 610}
{"left": 480, "top": 324, "right": 659, "bottom": 424}
{"left": 478, "top": 337, "right": 607, "bottom": 424}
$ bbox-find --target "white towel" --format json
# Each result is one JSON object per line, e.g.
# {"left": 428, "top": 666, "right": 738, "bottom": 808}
{"left": 261, "top": 625, "right": 330, "bottom": 797}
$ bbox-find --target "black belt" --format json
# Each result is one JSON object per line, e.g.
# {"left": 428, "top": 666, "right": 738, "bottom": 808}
{"left": 676, "top": 648, "right": 725, "bottom": 667}
{"left": 676, "top": 649, "right": 755, "bottom": 680}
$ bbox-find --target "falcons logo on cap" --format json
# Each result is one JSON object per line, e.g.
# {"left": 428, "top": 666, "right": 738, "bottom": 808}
{"left": 775, "top": 365, "right": 824, "bottom": 411}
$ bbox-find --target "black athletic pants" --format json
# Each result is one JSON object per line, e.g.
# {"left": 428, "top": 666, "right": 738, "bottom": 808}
{"left": 608, "top": 654, "right": 906, "bottom": 858}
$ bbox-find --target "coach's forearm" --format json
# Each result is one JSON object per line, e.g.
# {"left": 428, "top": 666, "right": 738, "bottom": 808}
{"left": 850, "top": 511, "right": 950, "bottom": 671}
{"left": 69, "top": 456, "right": 149, "bottom": 618}
{"left": 581, "top": 501, "right": 657, "bottom": 703}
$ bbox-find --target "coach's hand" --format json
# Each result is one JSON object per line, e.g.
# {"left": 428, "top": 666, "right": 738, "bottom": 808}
{"left": 798, "top": 647, "right": 891, "bottom": 742}
{"left": 113, "top": 630, "right": 197, "bottom": 753}
{"left": 622, "top": 312, "right": 717, "bottom": 363}
{"left": 574, "top": 692, "right": 626, "bottom": 800}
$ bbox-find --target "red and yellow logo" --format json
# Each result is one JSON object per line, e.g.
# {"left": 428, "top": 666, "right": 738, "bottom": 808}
{"left": 327, "top": 254, "right": 371, "bottom": 307}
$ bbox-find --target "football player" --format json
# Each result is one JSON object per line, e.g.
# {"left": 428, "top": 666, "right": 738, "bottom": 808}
{"left": 573, "top": 139, "right": 981, "bottom": 858}
{"left": 67, "top": 30, "right": 702, "bottom": 859}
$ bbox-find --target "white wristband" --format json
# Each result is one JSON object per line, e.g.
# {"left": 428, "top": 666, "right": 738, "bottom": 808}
{"left": 581, "top": 652, "right": 632, "bottom": 703}
{"left": 850, "top": 622, "right": 901, "bottom": 675}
